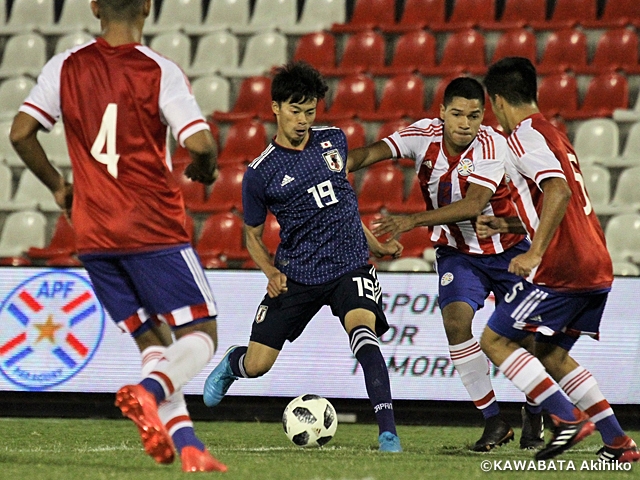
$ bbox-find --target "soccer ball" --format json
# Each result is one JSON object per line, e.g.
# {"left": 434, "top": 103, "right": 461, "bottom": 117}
{"left": 282, "top": 394, "right": 338, "bottom": 447}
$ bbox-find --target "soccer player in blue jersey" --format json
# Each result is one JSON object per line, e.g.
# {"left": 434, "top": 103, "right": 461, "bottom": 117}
{"left": 203, "top": 61, "right": 403, "bottom": 452}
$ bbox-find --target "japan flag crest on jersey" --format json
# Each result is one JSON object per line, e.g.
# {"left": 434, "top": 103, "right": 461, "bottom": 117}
{"left": 322, "top": 149, "right": 344, "bottom": 172}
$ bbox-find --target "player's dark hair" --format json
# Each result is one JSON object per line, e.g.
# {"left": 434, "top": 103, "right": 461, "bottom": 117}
{"left": 96, "top": 0, "right": 145, "bottom": 22}
{"left": 484, "top": 57, "right": 538, "bottom": 106}
{"left": 271, "top": 61, "right": 329, "bottom": 105}
{"left": 443, "top": 77, "right": 485, "bottom": 108}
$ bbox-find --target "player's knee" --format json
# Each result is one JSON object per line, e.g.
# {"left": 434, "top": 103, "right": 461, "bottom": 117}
{"left": 243, "top": 359, "right": 271, "bottom": 378}
{"left": 175, "top": 317, "right": 219, "bottom": 353}
{"left": 442, "top": 316, "right": 473, "bottom": 344}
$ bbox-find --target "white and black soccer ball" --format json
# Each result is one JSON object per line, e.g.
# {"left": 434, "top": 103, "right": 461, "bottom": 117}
{"left": 282, "top": 394, "right": 338, "bottom": 447}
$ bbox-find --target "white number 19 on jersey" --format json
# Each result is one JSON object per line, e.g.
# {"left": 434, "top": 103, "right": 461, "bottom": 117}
{"left": 91, "top": 103, "right": 121, "bottom": 178}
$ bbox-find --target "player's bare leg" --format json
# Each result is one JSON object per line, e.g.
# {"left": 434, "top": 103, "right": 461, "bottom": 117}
{"left": 443, "top": 302, "right": 513, "bottom": 451}
{"left": 345, "top": 308, "right": 401, "bottom": 452}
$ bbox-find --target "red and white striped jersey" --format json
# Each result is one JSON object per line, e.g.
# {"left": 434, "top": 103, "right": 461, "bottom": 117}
{"left": 383, "top": 118, "right": 524, "bottom": 254}
{"left": 505, "top": 113, "right": 613, "bottom": 291}
{"left": 20, "top": 38, "right": 210, "bottom": 254}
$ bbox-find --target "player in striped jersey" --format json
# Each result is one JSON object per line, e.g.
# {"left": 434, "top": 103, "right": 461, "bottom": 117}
{"left": 10, "top": 0, "right": 226, "bottom": 471}
{"left": 479, "top": 57, "right": 638, "bottom": 462}
{"left": 348, "top": 77, "right": 542, "bottom": 451}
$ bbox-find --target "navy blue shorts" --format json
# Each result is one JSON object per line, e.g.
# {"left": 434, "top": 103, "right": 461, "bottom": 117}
{"left": 250, "top": 264, "right": 389, "bottom": 350}
{"left": 80, "top": 244, "right": 217, "bottom": 334}
{"left": 487, "top": 280, "right": 609, "bottom": 351}
{"left": 435, "top": 239, "right": 530, "bottom": 311}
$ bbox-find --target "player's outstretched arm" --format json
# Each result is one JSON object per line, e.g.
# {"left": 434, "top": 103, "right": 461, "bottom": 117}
{"left": 362, "top": 221, "right": 403, "bottom": 258}
{"left": 245, "top": 223, "right": 288, "bottom": 298}
{"left": 346, "top": 140, "right": 393, "bottom": 173}
{"left": 183, "top": 129, "right": 218, "bottom": 185}
{"left": 476, "top": 215, "right": 527, "bottom": 238}
{"left": 10, "top": 112, "right": 72, "bottom": 215}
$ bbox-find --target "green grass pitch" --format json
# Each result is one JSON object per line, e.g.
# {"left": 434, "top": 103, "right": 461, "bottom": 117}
{"left": 0, "top": 418, "right": 637, "bottom": 479}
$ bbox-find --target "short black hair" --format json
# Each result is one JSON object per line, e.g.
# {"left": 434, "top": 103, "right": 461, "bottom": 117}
{"left": 484, "top": 57, "right": 538, "bottom": 106}
{"left": 271, "top": 61, "right": 329, "bottom": 105}
{"left": 443, "top": 77, "right": 485, "bottom": 108}
{"left": 96, "top": 0, "right": 145, "bottom": 22}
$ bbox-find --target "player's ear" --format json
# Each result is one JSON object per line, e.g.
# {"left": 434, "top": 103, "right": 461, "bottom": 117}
{"left": 143, "top": 0, "right": 152, "bottom": 17}
{"left": 90, "top": 0, "right": 100, "bottom": 19}
{"left": 272, "top": 101, "right": 280, "bottom": 116}
{"left": 439, "top": 103, "right": 446, "bottom": 121}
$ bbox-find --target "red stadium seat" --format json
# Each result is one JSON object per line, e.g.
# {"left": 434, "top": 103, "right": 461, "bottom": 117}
{"left": 292, "top": 32, "right": 336, "bottom": 74}
{"left": 27, "top": 214, "right": 76, "bottom": 260}
{"left": 397, "top": 226, "right": 432, "bottom": 257}
{"left": 371, "top": 30, "right": 436, "bottom": 76}
{"left": 213, "top": 76, "right": 273, "bottom": 123}
{"left": 196, "top": 211, "right": 248, "bottom": 263}
{"left": 568, "top": 72, "right": 629, "bottom": 120}
{"left": 529, "top": 0, "right": 597, "bottom": 30}
{"left": 422, "top": 30, "right": 486, "bottom": 76}
{"left": 425, "top": 76, "right": 458, "bottom": 117}
{"left": 323, "top": 31, "right": 385, "bottom": 77}
{"left": 171, "top": 160, "right": 208, "bottom": 211}
{"left": 331, "top": 0, "right": 396, "bottom": 33}
{"left": 316, "top": 74, "right": 376, "bottom": 122}
{"left": 432, "top": 0, "right": 495, "bottom": 32}
{"left": 376, "top": 119, "right": 413, "bottom": 167}
{"left": 381, "top": 0, "right": 446, "bottom": 32}
{"left": 481, "top": 0, "right": 546, "bottom": 30}
{"left": 332, "top": 119, "right": 366, "bottom": 149}
{"left": 46, "top": 255, "right": 82, "bottom": 267}
{"left": 576, "top": 29, "right": 640, "bottom": 75}
{"left": 217, "top": 120, "right": 268, "bottom": 165}
{"left": 537, "top": 73, "right": 579, "bottom": 119}
{"left": 537, "top": 29, "right": 588, "bottom": 75}
{"left": 491, "top": 29, "right": 537, "bottom": 64}
{"left": 360, "top": 74, "right": 425, "bottom": 122}
{"left": 582, "top": 0, "right": 640, "bottom": 28}
{"left": 192, "top": 164, "right": 246, "bottom": 213}
{"left": 262, "top": 213, "right": 281, "bottom": 256}
{"left": 358, "top": 165, "right": 405, "bottom": 213}
{"left": 387, "top": 176, "right": 425, "bottom": 214}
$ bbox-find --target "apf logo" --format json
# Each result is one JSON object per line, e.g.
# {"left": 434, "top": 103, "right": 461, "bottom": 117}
{"left": 0, "top": 271, "right": 105, "bottom": 391}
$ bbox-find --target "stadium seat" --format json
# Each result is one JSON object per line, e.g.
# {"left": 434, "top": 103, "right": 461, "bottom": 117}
{"left": 0, "top": 210, "right": 47, "bottom": 259}
{"left": 357, "top": 165, "right": 405, "bottom": 213}
{"left": 529, "top": 0, "right": 597, "bottom": 30}
{"left": 38, "top": 122, "right": 70, "bottom": 169}
{"left": 371, "top": 30, "right": 436, "bottom": 76}
{"left": 332, "top": 120, "right": 366, "bottom": 150}
{"left": 0, "top": 0, "right": 54, "bottom": 34}
{"left": 576, "top": 29, "right": 640, "bottom": 75}
{"left": 387, "top": 176, "right": 425, "bottom": 213}
{"left": 217, "top": 120, "right": 268, "bottom": 165}
{"left": 149, "top": 31, "right": 191, "bottom": 70}
{"left": 536, "top": 29, "right": 588, "bottom": 75}
{"left": 185, "top": 0, "right": 250, "bottom": 34}
{"left": 281, "top": 0, "right": 346, "bottom": 34}
{"left": 233, "top": 0, "right": 297, "bottom": 34}
{"left": 196, "top": 211, "right": 248, "bottom": 263}
{"left": 424, "top": 76, "right": 458, "bottom": 117}
{"left": 490, "top": 29, "right": 537, "bottom": 65}
{"left": 609, "top": 167, "right": 640, "bottom": 214}
{"left": 604, "top": 213, "right": 640, "bottom": 263}
{"left": 0, "top": 163, "right": 11, "bottom": 203}
{"left": 537, "top": 73, "right": 579, "bottom": 119}
{"left": 171, "top": 160, "right": 208, "bottom": 211}
{"left": 323, "top": 31, "right": 385, "bottom": 77}
{"left": 359, "top": 74, "right": 425, "bottom": 121}
{"left": 612, "top": 261, "right": 640, "bottom": 277}
{"left": 0, "top": 168, "right": 60, "bottom": 212}
{"left": 27, "top": 214, "right": 77, "bottom": 260}
{"left": 220, "top": 31, "right": 287, "bottom": 78}
{"left": 612, "top": 121, "right": 640, "bottom": 167}
{"left": 261, "top": 213, "right": 281, "bottom": 256}
{"left": 0, "top": 120, "right": 21, "bottom": 166}
{"left": 316, "top": 74, "right": 376, "bottom": 122}
{"left": 293, "top": 32, "right": 337, "bottom": 74}
{"left": 40, "top": 0, "right": 100, "bottom": 35}
{"left": 55, "top": 31, "right": 94, "bottom": 55}
{"left": 197, "top": 164, "right": 246, "bottom": 213}
{"left": 191, "top": 75, "right": 230, "bottom": 118}
{"left": 431, "top": 0, "right": 495, "bottom": 32}
{"left": 213, "top": 76, "right": 272, "bottom": 123}
{"left": 184, "top": 31, "right": 239, "bottom": 77}
{"left": 376, "top": 119, "right": 411, "bottom": 141}
{"left": 423, "top": 30, "right": 486, "bottom": 76}
{"left": 0, "top": 0, "right": 5, "bottom": 25}
{"left": 386, "top": 257, "right": 433, "bottom": 272}
{"left": 0, "top": 33, "right": 46, "bottom": 79}
{"left": 580, "top": 165, "right": 613, "bottom": 215}
{"left": 397, "top": 227, "right": 432, "bottom": 257}
{"left": 568, "top": 73, "right": 628, "bottom": 120}
{"left": 481, "top": 0, "right": 546, "bottom": 30}
{"left": 613, "top": 91, "right": 640, "bottom": 123}
{"left": 332, "top": 0, "right": 395, "bottom": 33}
{"left": 582, "top": 0, "right": 640, "bottom": 28}
{"left": 573, "top": 118, "right": 619, "bottom": 166}
{"left": 381, "top": 0, "right": 445, "bottom": 32}
{"left": 145, "top": 0, "right": 202, "bottom": 34}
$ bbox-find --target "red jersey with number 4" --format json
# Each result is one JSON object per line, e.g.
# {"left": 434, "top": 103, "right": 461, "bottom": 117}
{"left": 505, "top": 113, "right": 613, "bottom": 291}
{"left": 19, "top": 38, "right": 209, "bottom": 253}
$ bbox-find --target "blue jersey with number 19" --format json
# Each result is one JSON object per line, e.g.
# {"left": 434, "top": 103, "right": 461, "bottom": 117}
{"left": 243, "top": 126, "right": 369, "bottom": 285}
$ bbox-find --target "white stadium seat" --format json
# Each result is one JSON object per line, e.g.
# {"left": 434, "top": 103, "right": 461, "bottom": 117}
{"left": 0, "top": 33, "right": 47, "bottom": 79}
{"left": 282, "top": 0, "right": 346, "bottom": 34}
{"left": 0, "top": 0, "right": 54, "bottom": 34}
{"left": 185, "top": 0, "right": 250, "bottom": 35}
{"left": 146, "top": 0, "right": 202, "bottom": 35}
{"left": 55, "top": 31, "right": 95, "bottom": 55}
{"left": 608, "top": 167, "right": 640, "bottom": 214}
{"left": 233, "top": 0, "right": 297, "bottom": 34}
{"left": 149, "top": 31, "right": 191, "bottom": 70}
{"left": 0, "top": 169, "right": 60, "bottom": 212}
{"left": 386, "top": 257, "right": 434, "bottom": 272}
{"left": 40, "top": 0, "right": 101, "bottom": 35}
{"left": 191, "top": 75, "right": 230, "bottom": 117}
{"left": 605, "top": 213, "right": 640, "bottom": 263}
{"left": 0, "top": 76, "right": 36, "bottom": 122}
{"left": 573, "top": 118, "right": 619, "bottom": 166}
{"left": 0, "top": 210, "right": 47, "bottom": 257}
{"left": 184, "top": 31, "right": 239, "bottom": 77}
{"left": 220, "top": 31, "right": 287, "bottom": 78}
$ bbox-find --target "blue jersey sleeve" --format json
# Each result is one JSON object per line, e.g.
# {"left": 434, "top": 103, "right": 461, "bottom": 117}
{"left": 242, "top": 168, "right": 268, "bottom": 227}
